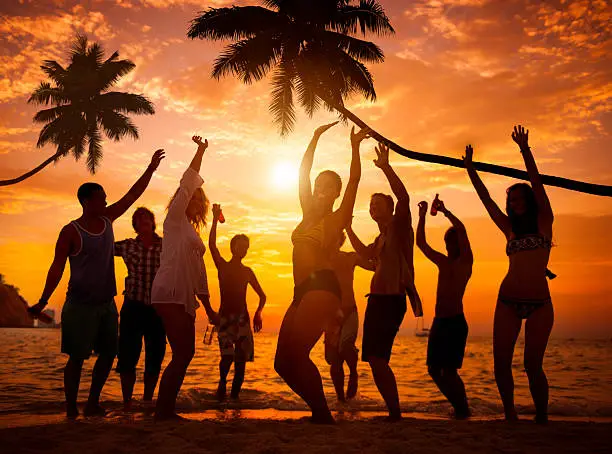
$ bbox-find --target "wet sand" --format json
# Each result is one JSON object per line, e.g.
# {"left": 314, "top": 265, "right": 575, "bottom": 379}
{"left": 1, "top": 410, "right": 610, "bottom": 454}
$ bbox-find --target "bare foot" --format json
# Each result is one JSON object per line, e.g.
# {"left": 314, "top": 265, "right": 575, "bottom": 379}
{"left": 504, "top": 409, "right": 519, "bottom": 422}
{"left": 83, "top": 403, "right": 107, "bottom": 417}
{"left": 123, "top": 400, "right": 133, "bottom": 412}
{"left": 310, "top": 410, "right": 335, "bottom": 425}
{"left": 387, "top": 409, "right": 402, "bottom": 422}
{"left": 346, "top": 373, "right": 358, "bottom": 400}
{"left": 66, "top": 404, "right": 79, "bottom": 419}
{"left": 216, "top": 381, "right": 227, "bottom": 402}
{"left": 535, "top": 413, "right": 548, "bottom": 425}
{"left": 452, "top": 407, "right": 471, "bottom": 420}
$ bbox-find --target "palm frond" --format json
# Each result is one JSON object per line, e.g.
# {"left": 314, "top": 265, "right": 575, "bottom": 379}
{"left": 70, "top": 34, "right": 89, "bottom": 60}
{"left": 316, "top": 30, "right": 384, "bottom": 63}
{"left": 294, "top": 74, "right": 321, "bottom": 118}
{"left": 188, "top": 6, "right": 285, "bottom": 41}
{"left": 212, "top": 34, "right": 283, "bottom": 83}
{"left": 87, "top": 41, "right": 106, "bottom": 68}
{"left": 71, "top": 132, "right": 88, "bottom": 161}
{"left": 99, "top": 110, "right": 139, "bottom": 141}
{"left": 98, "top": 59, "right": 136, "bottom": 92}
{"left": 95, "top": 92, "right": 155, "bottom": 115}
{"left": 269, "top": 58, "right": 296, "bottom": 135}
{"left": 28, "top": 83, "right": 69, "bottom": 106}
{"left": 32, "top": 105, "right": 72, "bottom": 123}
{"left": 332, "top": 0, "right": 394, "bottom": 36}
{"left": 40, "top": 60, "right": 67, "bottom": 87}
{"left": 86, "top": 126, "right": 103, "bottom": 174}
{"left": 36, "top": 113, "right": 86, "bottom": 149}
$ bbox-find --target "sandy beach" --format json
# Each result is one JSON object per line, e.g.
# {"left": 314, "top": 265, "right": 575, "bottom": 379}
{"left": 1, "top": 411, "right": 611, "bottom": 454}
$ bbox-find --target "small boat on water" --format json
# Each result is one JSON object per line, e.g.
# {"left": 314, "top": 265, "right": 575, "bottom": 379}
{"left": 415, "top": 317, "right": 429, "bottom": 337}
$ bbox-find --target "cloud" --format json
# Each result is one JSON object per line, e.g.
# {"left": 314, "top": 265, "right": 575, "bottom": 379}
{"left": 0, "top": 5, "right": 116, "bottom": 102}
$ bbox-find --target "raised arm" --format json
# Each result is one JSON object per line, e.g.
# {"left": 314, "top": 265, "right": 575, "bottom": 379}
{"left": 248, "top": 269, "right": 266, "bottom": 333}
{"left": 189, "top": 135, "right": 208, "bottom": 173}
{"left": 105, "top": 149, "right": 165, "bottom": 222}
{"left": 374, "top": 143, "right": 411, "bottom": 222}
{"left": 299, "top": 122, "right": 338, "bottom": 215}
{"left": 29, "top": 225, "right": 73, "bottom": 314}
{"left": 416, "top": 201, "right": 446, "bottom": 266}
{"left": 437, "top": 200, "right": 473, "bottom": 262}
{"left": 464, "top": 145, "right": 511, "bottom": 236}
{"left": 511, "top": 125, "right": 553, "bottom": 223}
{"left": 166, "top": 136, "right": 208, "bottom": 221}
{"left": 335, "top": 126, "right": 371, "bottom": 226}
{"left": 208, "top": 204, "right": 225, "bottom": 269}
{"left": 346, "top": 223, "right": 375, "bottom": 260}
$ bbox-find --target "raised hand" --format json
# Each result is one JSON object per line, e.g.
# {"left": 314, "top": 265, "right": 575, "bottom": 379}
{"left": 463, "top": 144, "right": 474, "bottom": 166}
{"left": 373, "top": 142, "right": 390, "bottom": 169}
{"left": 253, "top": 309, "right": 263, "bottom": 333}
{"left": 511, "top": 125, "right": 529, "bottom": 150}
{"left": 435, "top": 198, "right": 447, "bottom": 214}
{"left": 212, "top": 203, "right": 222, "bottom": 221}
{"left": 192, "top": 135, "right": 209, "bottom": 151}
{"left": 314, "top": 121, "right": 339, "bottom": 137}
{"left": 147, "top": 149, "right": 165, "bottom": 172}
{"left": 350, "top": 126, "right": 372, "bottom": 147}
{"left": 418, "top": 201, "right": 428, "bottom": 218}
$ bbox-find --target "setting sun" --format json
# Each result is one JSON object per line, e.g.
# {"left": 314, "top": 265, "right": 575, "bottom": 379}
{"left": 271, "top": 161, "right": 299, "bottom": 190}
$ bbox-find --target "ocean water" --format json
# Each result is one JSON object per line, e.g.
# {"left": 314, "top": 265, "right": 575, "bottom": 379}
{"left": 1, "top": 328, "right": 611, "bottom": 419}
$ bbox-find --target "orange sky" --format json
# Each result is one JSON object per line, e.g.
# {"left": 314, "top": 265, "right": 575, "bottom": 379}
{"left": 0, "top": 0, "right": 611, "bottom": 337}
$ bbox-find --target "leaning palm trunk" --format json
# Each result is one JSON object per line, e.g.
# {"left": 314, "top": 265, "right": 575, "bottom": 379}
{"left": 330, "top": 101, "right": 611, "bottom": 197}
{"left": 0, "top": 150, "right": 65, "bottom": 187}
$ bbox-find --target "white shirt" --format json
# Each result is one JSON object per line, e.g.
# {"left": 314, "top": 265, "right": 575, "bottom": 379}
{"left": 151, "top": 168, "right": 209, "bottom": 316}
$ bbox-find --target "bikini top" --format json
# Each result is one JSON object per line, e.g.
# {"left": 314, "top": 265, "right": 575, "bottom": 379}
{"left": 506, "top": 234, "right": 552, "bottom": 256}
{"left": 506, "top": 234, "right": 556, "bottom": 280}
{"left": 291, "top": 218, "right": 325, "bottom": 247}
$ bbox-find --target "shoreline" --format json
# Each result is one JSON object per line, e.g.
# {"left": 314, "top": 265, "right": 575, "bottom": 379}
{"left": 2, "top": 411, "right": 611, "bottom": 454}
{"left": 2, "top": 408, "right": 612, "bottom": 429}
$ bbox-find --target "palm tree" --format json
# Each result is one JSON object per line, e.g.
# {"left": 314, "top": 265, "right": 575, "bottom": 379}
{"left": 0, "top": 35, "right": 155, "bottom": 186}
{"left": 188, "top": 0, "right": 610, "bottom": 197}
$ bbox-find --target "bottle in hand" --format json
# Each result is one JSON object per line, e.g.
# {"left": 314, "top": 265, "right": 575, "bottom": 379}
{"left": 430, "top": 193, "right": 440, "bottom": 216}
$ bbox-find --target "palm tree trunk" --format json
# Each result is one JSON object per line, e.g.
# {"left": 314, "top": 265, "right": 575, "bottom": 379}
{"left": 329, "top": 101, "right": 612, "bottom": 197}
{"left": 0, "top": 150, "right": 64, "bottom": 187}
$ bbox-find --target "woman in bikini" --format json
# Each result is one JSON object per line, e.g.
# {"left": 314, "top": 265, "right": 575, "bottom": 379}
{"left": 465, "top": 125, "right": 554, "bottom": 424}
{"left": 274, "top": 122, "right": 371, "bottom": 424}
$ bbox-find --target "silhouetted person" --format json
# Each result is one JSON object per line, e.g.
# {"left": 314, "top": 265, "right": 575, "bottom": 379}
{"left": 209, "top": 203, "right": 266, "bottom": 401}
{"left": 29, "top": 150, "right": 165, "bottom": 418}
{"left": 151, "top": 136, "right": 218, "bottom": 421}
{"left": 275, "top": 123, "right": 371, "bottom": 424}
{"left": 326, "top": 232, "right": 374, "bottom": 402}
{"left": 464, "top": 125, "right": 555, "bottom": 424}
{"left": 346, "top": 142, "right": 422, "bottom": 421}
{"left": 417, "top": 198, "right": 472, "bottom": 419}
{"left": 114, "top": 207, "right": 165, "bottom": 409}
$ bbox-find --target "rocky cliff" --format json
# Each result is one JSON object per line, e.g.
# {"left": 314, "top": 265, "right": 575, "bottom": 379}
{"left": 0, "top": 274, "right": 34, "bottom": 327}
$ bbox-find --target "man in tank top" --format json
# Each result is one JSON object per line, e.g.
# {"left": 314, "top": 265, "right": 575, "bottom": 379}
{"left": 29, "top": 150, "right": 165, "bottom": 418}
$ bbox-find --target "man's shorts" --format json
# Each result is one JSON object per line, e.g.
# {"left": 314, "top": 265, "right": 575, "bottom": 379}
{"left": 218, "top": 312, "right": 254, "bottom": 362}
{"left": 427, "top": 313, "right": 468, "bottom": 370}
{"left": 362, "top": 294, "right": 406, "bottom": 362}
{"left": 61, "top": 300, "right": 118, "bottom": 360}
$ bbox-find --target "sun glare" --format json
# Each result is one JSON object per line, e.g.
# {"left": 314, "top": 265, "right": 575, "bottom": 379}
{"left": 271, "top": 161, "right": 299, "bottom": 190}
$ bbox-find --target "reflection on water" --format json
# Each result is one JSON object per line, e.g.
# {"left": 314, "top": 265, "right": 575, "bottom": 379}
{"left": 1, "top": 329, "right": 611, "bottom": 418}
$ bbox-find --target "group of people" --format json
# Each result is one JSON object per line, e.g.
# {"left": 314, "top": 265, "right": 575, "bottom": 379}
{"left": 29, "top": 123, "right": 555, "bottom": 425}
